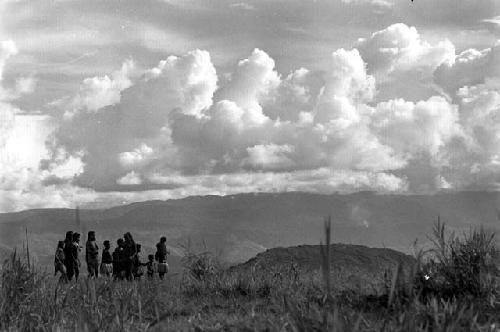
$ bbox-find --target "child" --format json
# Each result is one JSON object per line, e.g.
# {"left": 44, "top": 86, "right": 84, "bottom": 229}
{"left": 54, "top": 241, "right": 67, "bottom": 282}
{"left": 100, "top": 240, "right": 113, "bottom": 277}
{"left": 86, "top": 231, "right": 99, "bottom": 278}
{"left": 146, "top": 254, "right": 155, "bottom": 279}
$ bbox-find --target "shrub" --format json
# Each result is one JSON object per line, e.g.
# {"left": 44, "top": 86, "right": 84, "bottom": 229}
{"left": 182, "top": 249, "right": 221, "bottom": 282}
{"left": 415, "top": 220, "right": 499, "bottom": 299}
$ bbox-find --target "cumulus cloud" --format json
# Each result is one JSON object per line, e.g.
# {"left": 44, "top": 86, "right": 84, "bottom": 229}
{"left": 435, "top": 43, "right": 500, "bottom": 94}
{"left": 371, "top": 96, "right": 461, "bottom": 157}
{"left": 357, "top": 23, "right": 454, "bottom": 76}
{"left": 0, "top": 40, "right": 85, "bottom": 212}
{"left": 66, "top": 59, "right": 135, "bottom": 117}
{"left": 428, "top": 39, "right": 500, "bottom": 190}
{"left": 43, "top": 49, "right": 218, "bottom": 191}
{"left": 41, "top": 23, "right": 498, "bottom": 203}
{"left": 244, "top": 144, "right": 295, "bottom": 170}
{"left": 5, "top": 20, "right": 500, "bottom": 212}
{"left": 117, "top": 171, "right": 142, "bottom": 185}
{"left": 119, "top": 143, "right": 154, "bottom": 168}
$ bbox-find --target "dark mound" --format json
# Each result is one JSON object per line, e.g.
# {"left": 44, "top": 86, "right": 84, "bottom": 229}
{"left": 233, "top": 244, "right": 415, "bottom": 294}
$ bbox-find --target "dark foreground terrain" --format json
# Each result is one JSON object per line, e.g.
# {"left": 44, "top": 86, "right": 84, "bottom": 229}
{"left": 1, "top": 221, "right": 500, "bottom": 331}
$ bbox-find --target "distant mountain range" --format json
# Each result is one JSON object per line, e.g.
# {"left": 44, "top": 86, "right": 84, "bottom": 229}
{"left": 1, "top": 191, "right": 499, "bottom": 269}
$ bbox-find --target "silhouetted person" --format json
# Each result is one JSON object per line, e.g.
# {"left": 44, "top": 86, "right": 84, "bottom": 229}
{"left": 72, "top": 233, "right": 81, "bottom": 281}
{"left": 133, "top": 243, "right": 146, "bottom": 279}
{"left": 54, "top": 241, "right": 67, "bottom": 283}
{"left": 86, "top": 231, "right": 99, "bottom": 278}
{"left": 146, "top": 254, "right": 155, "bottom": 279}
{"left": 100, "top": 240, "right": 113, "bottom": 277}
{"left": 64, "top": 231, "right": 75, "bottom": 280}
{"left": 155, "top": 236, "right": 170, "bottom": 279}
{"left": 123, "top": 232, "right": 137, "bottom": 281}
{"left": 112, "top": 238, "right": 125, "bottom": 280}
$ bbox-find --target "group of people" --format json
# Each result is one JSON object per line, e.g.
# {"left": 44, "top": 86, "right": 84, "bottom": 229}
{"left": 54, "top": 230, "right": 170, "bottom": 282}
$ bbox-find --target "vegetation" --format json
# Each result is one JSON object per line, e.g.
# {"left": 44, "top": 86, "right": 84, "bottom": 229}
{"left": 1, "top": 219, "right": 500, "bottom": 331}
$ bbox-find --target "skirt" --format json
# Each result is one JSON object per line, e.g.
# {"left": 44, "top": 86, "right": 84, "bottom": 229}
{"left": 157, "top": 262, "right": 169, "bottom": 274}
{"left": 100, "top": 263, "right": 113, "bottom": 275}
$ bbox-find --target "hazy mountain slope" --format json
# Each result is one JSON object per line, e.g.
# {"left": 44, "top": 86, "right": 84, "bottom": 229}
{"left": 0, "top": 191, "right": 499, "bottom": 269}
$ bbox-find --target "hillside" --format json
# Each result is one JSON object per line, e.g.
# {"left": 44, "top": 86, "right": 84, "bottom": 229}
{"left": 233, "top": 244, "right": 415, "bottom": 293}
{"left": 0, "top": 191, "right": 499, "bottom": 268}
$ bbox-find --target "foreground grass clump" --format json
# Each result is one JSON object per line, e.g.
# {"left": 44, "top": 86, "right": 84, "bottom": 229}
{"left": 1, "top": 222, "right": 500, "bottom": 331}
{"left": 415, "top": 221, "right": 499, "bottom": 300}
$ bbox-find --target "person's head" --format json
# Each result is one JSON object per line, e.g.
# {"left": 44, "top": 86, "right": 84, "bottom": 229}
{"left": 103, "top": 240, "right": 110, "bottom": 249}
{"left": 57, "top": 241, "right": 65, "bottom": 249}
{"left": 65, "top": 231, "right": 73, "bottom": 242}
{"left": 117, "top": 238, "right": 124, "bottom": 247}
{"left": 160, "top": 236, "right": 166, "bottom": 243}
{"left": 88, "top": 231, "right": 95, "bottom": 241}
{"left": 73, "top": 232, "right": 80, "bottom": 242}
{"left": 148, "top": 254, "right": 154, "bottom": 262}
{"left": 136, "top": 243, "right": 141, "bottom": 252}
{"left": 124, "top": 232, "right": 134, "bottom": 243}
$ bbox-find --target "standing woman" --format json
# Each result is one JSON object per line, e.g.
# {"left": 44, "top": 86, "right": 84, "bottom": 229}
{"left": 112, "top": 238, "right": 125, "bottom": 280}
{"left": 100, "top": 240, "right": 113, "bottom": 277}
{"left": 54, "top": 241, "right": 67, "bottom": 283}
{"left": 123, "top": 232, "right": 137, "bottom": 281}
{"left": 86, "top": 231, "right": 99, "bottom": 278}
{"left": 64, "top": 231, "right": 74, "bottom": 281}
{"left": 155, "top": 236, "right": 170, "bottom": 279}
{"left": 72, "top": 233, "right": 82, "bottom": 281}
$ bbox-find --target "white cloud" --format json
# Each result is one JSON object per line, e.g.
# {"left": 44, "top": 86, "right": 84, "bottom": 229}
{"left": 15, "top": 76, "right": 37, "bottom": 95}
{"left": 119, "top": 143, "right": 154, "bottom": 168}
{"left": 371, "top": 96, "right": 461, "bottom": 157}
{"left": 314, "top": 48, "right": 374, "bottom": 125}
{"left": 117, "top": 171, "right": 142, "bottom": 185}
{"left": 483, "top": 16, "right": 500, "bottom": 36}
{"left": 6, "top": 20, "right": 500, "bottom": 211}
{"left": 357, "top": 23, "right": 455, "bottom": 77}
{"left": 435, "top": 43, "right": 500, "bottom": 94}
{"left": 229, "top": 2, "right": 255, "bottom": 11}
{"left": 43, "top": 49, "right": 218, "bottom": 191}
{"left": 217, "top": 48, "right": 279, "bottom": 125}
{"left": 66, "top": 59, "right": 135, "bottom": 117}
{"left": 244, "top": 144, "right": 295, "bottom": 170}
{"left": 0, "top": 40, "right": 17, "bottom": 80}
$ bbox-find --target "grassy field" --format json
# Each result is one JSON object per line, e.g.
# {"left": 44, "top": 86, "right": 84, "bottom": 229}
{"left": 2, "top": 220, "right": 500, "bottom": 331}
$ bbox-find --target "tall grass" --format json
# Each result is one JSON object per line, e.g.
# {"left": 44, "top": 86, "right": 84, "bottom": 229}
{"left": 1, "top": 218, "right": 500, "bottom": 331}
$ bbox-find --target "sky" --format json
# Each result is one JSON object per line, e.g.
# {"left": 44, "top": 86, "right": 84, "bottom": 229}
{"left": 1, "top": 0, "right": 500, "bottom": 212}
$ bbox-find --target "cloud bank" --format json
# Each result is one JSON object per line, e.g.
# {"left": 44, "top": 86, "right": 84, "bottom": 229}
{"left": 2, "top": 17, "right": 500, "bottom": 211}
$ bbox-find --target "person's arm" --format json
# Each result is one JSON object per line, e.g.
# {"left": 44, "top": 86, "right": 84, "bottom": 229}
{"left": 131, "top": 243, "right": 137, "bottom": 259}
{"left": 72, "top": 244, "right": 79, "bottom": 265}
{"left": 92, "top": 242, "right": 99, "bottom": 258}
{"left": 56, "top": 250, "right": 64, "bottom": 265}
{"left": 85, "top": 242, "right": 89, "bottom": 262}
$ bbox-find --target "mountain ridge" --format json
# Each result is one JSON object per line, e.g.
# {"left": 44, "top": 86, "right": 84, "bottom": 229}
{"left": 1, "top": 191, "right": 499, "bottom": 269}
